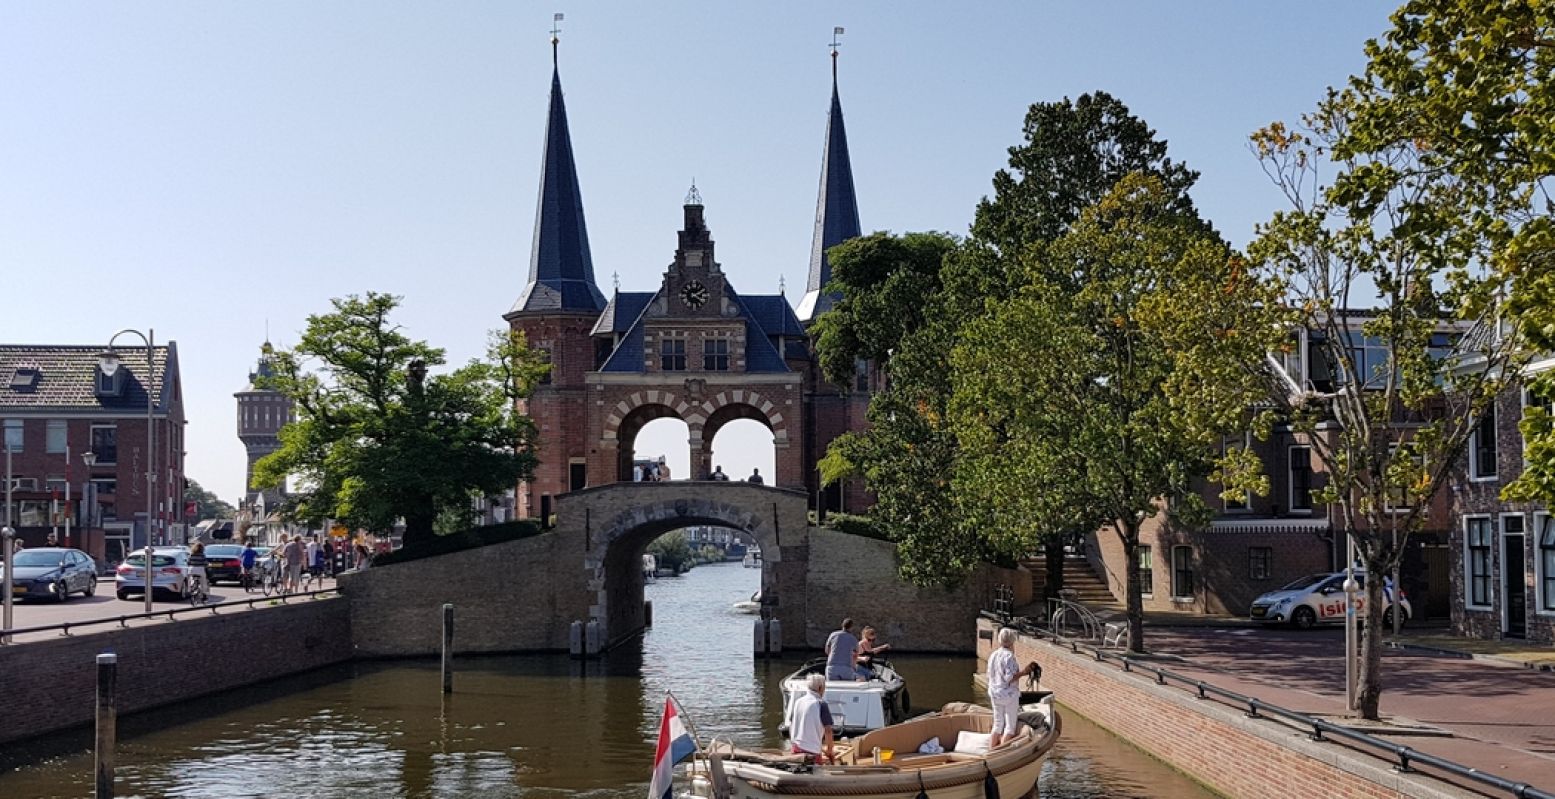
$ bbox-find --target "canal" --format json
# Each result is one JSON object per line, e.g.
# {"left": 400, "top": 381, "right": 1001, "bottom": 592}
{"left": 0, "top": 561, "right": 1214, "bottom": 798}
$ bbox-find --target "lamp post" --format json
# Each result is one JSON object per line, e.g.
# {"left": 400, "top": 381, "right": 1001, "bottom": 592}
{"left": 80, "top": 450, "right": 97, "bottom": 556}
{"left": 1343, "top": 532, "right": 1359, "bottom": 713}
{"left": 3, "top": 441, "right": 12, "bottom": 640}
{"left": 100, "top": 329, "right": 156, "bottom": 614}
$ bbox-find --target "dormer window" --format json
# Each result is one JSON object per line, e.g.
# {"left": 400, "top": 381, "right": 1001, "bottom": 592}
{"left": 96, "top": 366, "right": 122, "bottom": 397}
{"left": 8, "top": 367, "right": 39, "bottom": 390}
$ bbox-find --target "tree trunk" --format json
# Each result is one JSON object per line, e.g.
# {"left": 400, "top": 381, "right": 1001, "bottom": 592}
{"left": 1043, "top": 538, "right": 1066, "bottom": 600}
{"left": 1357, "top": 551, "right": 1388, "bottom": 720}
{"left": 402, "top": 500, "right": 437, "bottom": 549}
{"left": 1120, "top": 521, "right": 1145, "bottom": 654}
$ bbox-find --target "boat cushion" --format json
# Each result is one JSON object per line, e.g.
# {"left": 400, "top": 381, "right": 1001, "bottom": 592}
{"left": 850, "top": 713, "right": 993, "bottom": 762}
{"left": 953, "top": 731, "right": 992, "bottom": 754}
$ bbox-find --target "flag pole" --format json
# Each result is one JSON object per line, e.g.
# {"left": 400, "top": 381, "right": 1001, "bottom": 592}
{"left": 665, "top": 690, "right": 706, "bottom": 755}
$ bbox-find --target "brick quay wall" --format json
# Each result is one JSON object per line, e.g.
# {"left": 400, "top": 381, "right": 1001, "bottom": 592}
{"left": 0, "top": 597, "right": 351, "bottom": 747}
{"left": 975, "top": 618, "right": 1474, "bottom": 799}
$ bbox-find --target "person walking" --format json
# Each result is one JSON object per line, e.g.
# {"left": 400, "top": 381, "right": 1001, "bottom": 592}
{"left": 282, "top": 535, "right": 305, "bottom": 593}
{"left": 987, "top": 627, "right": 1040, "bottom": 748}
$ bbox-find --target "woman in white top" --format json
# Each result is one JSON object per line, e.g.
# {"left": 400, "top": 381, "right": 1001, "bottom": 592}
{"left": 986, "top": 627, "right": 1040, "bottom": 748}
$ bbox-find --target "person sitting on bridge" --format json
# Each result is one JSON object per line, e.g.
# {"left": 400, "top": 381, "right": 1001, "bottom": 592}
{"left": 824, "top": 618, "right": 862, "bottom": 681}
{"left": 746, "top": 467, "right": 764, "bottom": 485}
{"left": 786, "top": 673, "right": 836, "bottom": 764}
{"left": 710, "top": 465, "right": 729, "bottom": 481}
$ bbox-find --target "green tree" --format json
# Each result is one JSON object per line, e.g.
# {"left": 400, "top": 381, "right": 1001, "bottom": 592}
{"left": 952, "top": 174, "right": 1278, "bottom": 652}
{"left": 647, "top": 530, "right": 694, "bottom": 573}
{"left": 252, "top": 292, "right": 549, "bottom": 548}
{"left": 184, "top": 478, "right": 236, "bottom": 521}
{"left": 1249, "top": 7, "right": 1533, "bottom": 713}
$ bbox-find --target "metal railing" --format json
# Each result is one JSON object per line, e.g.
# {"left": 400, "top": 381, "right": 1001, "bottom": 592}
{"left": 0, "top": 588, "right": 341, "bottom": 643}
{"left": 982, "top": 610, "right": 1555, "bottom": 799}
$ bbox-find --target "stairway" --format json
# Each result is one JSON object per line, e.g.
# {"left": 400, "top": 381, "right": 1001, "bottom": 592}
{"left": 1020, "top": 554, "right": 1116, "bottom": 606}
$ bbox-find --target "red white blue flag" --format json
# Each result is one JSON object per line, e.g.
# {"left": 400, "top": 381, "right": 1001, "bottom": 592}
{"left": 648, "top": 694, "right": 697, "bottom": 799}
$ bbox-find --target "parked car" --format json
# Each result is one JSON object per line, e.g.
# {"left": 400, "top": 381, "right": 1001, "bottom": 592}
{"left": 3, "top": 547, "right": 99, "bottom": 602}
{"left": 115, "top": 547, "right": 194, "bottom": 601}
{"left": 1250, "top": 570, "right": 1411, "bottom": 630}
{"left": 203, "top": 544, "right": 247, "bottom": 585}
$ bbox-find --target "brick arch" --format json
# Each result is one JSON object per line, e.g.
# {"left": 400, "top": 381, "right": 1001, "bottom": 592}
{"left": 695, "top": 389, "right": 789, "bottom": 445}
{"left": 601, "top": 389, "right": 698, "bottom": 442}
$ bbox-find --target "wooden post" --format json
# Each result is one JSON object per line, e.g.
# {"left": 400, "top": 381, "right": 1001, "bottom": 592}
{"left": 441, "top": 604, "right": 454, "bottom": 694}
{"left": 643, "top": 600, "right": 653, "bottom": 628}
{"left": 94, "top": 653, "right": 117, "bottom": 799}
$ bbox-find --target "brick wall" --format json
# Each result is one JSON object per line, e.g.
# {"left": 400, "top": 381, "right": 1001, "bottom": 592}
{"left": 977, "top": 618, "right": 1473, "bottom": 799}
{"left": 0, "top": 598, "right": 350, "bottom": 746}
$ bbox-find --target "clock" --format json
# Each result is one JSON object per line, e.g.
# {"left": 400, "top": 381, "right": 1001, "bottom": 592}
{"left": 680, "top": 281, "right": 710, "bottom": 309}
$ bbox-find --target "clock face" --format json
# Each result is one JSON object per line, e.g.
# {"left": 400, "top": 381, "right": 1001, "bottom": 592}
{"left": 680, "top": 281, "right": 710, "bottom": 309}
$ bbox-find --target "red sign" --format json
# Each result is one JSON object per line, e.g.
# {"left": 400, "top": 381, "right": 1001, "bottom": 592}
{"left": 185, "top": 501, "right": 198, "bottom": 519}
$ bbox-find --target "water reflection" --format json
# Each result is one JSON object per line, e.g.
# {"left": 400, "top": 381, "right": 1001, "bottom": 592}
{"left": 0, "top": 561, "right": 1211, "bottom": 799}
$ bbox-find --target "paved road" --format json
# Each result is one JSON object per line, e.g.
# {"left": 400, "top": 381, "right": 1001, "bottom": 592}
{"left": 1142, "top": 626, "right": 1555, "bottom": 795}
{"left": 1, "top": 575, "right": 338, "bottom": 644}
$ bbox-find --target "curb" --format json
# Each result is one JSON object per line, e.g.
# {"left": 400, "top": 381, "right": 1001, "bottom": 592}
{"left": 1385, "top": 639, "right": 1555, "bottom": 673}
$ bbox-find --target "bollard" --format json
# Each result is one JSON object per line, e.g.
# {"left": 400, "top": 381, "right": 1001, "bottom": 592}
{"left": 753, "top": 619, "right": 768, "bottom": 656}
{"left": 94, "top": 653, "right": 117, "bottom": 799}
{"left": 767, "top": 619, "right": 783, "bottom": 656}
{"left": 569, "top": 620, "right": 584, "bottom": 658}
{"left": 584, "top": 620, "right": 601, "bottom": 656}
{"left": 643, "top": 600, "right": 653, "bottom": 628}
{"left": 441, "top": 604, "right": 454, "bottom": 694}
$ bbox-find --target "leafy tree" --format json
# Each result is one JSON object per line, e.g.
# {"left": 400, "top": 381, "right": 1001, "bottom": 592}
{"left": 647, "top": 530, "right": 694, "bottom": 573}
{"left": 1249, "top": 5, "right": 1534, "bottom": 714}
{"left": 252, "top": 292, "right": 548, "bottom": 548}
{"left": 184, "top": 478, "right": 236, "bottom": 521}
{"left": 952, "top": 174, "right": 1278, "bottom": 652}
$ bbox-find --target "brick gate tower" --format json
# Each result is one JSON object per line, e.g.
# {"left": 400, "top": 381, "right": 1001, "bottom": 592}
{"left": 234, "top": 341, "right": 292, "bottom": 512}
{"left": 506, "top": 37, "right": 870, "bottom": 518}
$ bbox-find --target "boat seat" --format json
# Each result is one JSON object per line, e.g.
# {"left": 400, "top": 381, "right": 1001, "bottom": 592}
{"left": 848, "top": 713, "right": 996, "bottom": 761}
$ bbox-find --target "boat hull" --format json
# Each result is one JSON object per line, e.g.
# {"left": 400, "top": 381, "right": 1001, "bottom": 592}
{"left": 721, "top": 752, "right": 1049, "bottom": 799}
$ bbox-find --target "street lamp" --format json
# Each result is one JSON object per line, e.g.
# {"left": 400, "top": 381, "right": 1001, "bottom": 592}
{"left": 101, "top": 329, "right": 157, "bottom": 614}
{"left": 1, "top": 526, "right": 13, "bottom": 641}
{"left": 77, "top": 450, "right": 97, "bottom": 553}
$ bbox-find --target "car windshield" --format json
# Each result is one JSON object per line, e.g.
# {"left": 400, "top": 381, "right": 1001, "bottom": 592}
{"left": 124, "top": 554, "right": 178, "bottom": 567}
{"left": 206, "top": 546, "right": 244, "bottom": 558}
{"left": 1279, "top": 574, "right": 1330, "bottom": 592}
{"left": 10, "top": 551, "right": 65, "bottom": 567}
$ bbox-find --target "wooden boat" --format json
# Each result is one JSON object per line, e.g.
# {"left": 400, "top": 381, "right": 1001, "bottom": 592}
{"left": 779, "top": 658, "right": 909, "bottom": 736}
{"left": 701, "top": 695, "right": 1060, "bottom": 799}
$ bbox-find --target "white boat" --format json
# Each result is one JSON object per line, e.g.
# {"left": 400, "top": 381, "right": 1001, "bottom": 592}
{"left": 779, "top": 658, "right": 909, "bottom": 737}
{"left": 701, "top": 696, "right": 1060, "bottom": 799}
{"left": 733, "top": 590, "right": 762, "bottom": 614}
{"left": 742, "top": 551, "right": 760, "bottom": 568}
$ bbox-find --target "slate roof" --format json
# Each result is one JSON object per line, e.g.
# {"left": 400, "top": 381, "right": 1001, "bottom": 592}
{"left": 597, "top": 286, "right": 795, "bottom": 374}
{"left": 591, "top": 292, "right": 655, "bottom": 337}
{"left": 0, "top": 344, "right": 176, "bottom": 412}
{"left": 745, "top": 296, "right": 807, "bottom": 338}
{"left": 509, "top": 65, "right": 606, "bottom": 316}
{"left": 798, "top": 76, "right": 862, "bottom": 323}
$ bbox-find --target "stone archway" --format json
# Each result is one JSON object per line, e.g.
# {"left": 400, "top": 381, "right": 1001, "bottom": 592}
{"left": 555, "top": 481, "right": 810, "bottom": 649}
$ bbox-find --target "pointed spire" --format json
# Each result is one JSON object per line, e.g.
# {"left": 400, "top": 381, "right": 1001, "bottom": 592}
{"left": 510, "top": 16, "right": 606, "bottom": 316}
{"left": 798, "top": 28, "right": 861, "bottom": 323}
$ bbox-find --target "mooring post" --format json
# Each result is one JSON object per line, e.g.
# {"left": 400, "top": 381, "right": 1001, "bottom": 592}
{"left": 441, "top": 604, "right": 454, "bottom": 694}
{"left": 94, "top": 652, "right": 117, "bottom": 799}
{"left": 644, "top": 599, "right": 653, "bottom": 628}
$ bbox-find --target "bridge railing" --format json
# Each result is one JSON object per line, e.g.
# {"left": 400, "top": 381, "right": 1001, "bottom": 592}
{"left": 0, "top": 588, "right": 341, "bottom": 644}
{"left": 980, "top": 610, "right": 1555, "bottom": 799}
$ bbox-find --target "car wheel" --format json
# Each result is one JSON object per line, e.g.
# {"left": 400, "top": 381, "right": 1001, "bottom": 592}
{"left": 52, "top": 581, "right": 69, "bottom": 603}
{"left": 1291, "top": 606, "right": 1317, "bottom": 630}
{"left": 84, "top": 578, "right": 96, "bottom": 598}
{"left": 1383, "top": 608, "right": 1405, "bottom": 629}
{"left": 116, "top": 589, "right": 130, "bottom": 601}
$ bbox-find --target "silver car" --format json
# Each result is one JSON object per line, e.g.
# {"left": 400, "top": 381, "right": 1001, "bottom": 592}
{"left": 115, "top": 547, "right": 194, "bottom": 601}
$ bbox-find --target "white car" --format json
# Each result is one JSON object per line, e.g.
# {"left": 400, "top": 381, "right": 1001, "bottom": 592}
{"left": 1249, "top": 570, "right": 1412, "bottom": 629}
{"left": 115, "top": 547, "right": 195, "bottom": 602}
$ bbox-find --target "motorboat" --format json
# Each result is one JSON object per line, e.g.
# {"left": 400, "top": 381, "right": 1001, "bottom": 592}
{"left": 779, "top": 658, "right": 909, "bottom": 737}
{"left": 743, "top": 551, "right": 761, "bottom": 568}
{"left": 733, "top": 590, "right": 762, "bottom": 614}
{"left": 700, "top": 695, "right": 1060, "bottom": 799}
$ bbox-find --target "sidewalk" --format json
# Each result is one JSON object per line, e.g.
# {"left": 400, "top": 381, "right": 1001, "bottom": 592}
{"left": 1388, "top": 631, "right": 1555, "bottom": 672}
{"left": 1134, "top": 627, "right": 1555, "bottom": 796}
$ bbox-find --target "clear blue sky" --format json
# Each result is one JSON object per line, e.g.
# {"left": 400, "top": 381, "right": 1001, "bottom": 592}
{"left": 1, "top": 1, "right": 1400, "bottom": 502}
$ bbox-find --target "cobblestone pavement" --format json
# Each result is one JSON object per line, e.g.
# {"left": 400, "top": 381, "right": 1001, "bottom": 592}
{"left": 1140, "top": 626, "right": 1555, "bottom": 795}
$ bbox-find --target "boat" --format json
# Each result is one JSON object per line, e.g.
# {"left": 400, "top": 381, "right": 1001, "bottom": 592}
{"left": 700, "top": 695, "right": 1060, "bottom": 799}
{"left": 743, "top": 550, "right": 761, "bottom": 568}
{"left": 733, "top": 590, "right": 762, "bottom": 614}
{"left": 779, "top": 658, "right": 909, "bottom": 737}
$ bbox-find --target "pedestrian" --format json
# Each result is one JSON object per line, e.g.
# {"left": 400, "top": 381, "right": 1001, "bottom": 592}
{"left": 46, "top": 532, "right": 58, "bottom": 547}
{"left": 657, "top": 456, "right": 671, "bottom": 481}
{"left": 784, "top": 673, "right": 836, "bottom": 764}
{"left": 633, "top": 463, "right": 644, "bottom": 482}
{"left": 711, "top": 465, "right": 729, "bottom": 481}
{"left": 282, "top": 535, "right": 305, "bottom": 592}
{"left": 746, "top": 468, "right": 764, "bottom": 485}
{"left": 987, "top": 627, "right": 1040, "bottom": 748}
{"left": 824, "top": 618, "right": 861, "bottom": 681}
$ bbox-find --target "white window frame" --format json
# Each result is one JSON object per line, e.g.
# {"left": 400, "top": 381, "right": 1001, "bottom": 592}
{"left": 1463, "top": 514, "right": 1495, "bottom": 611}
{"left": 1287, "top": 444, "right": 1314, "bottom": 514}
{"left": 1469, "top": 406, "right": 1498, "bottom": 482}
{"left": 1536, "top": 513, "right": 1555, "bottom": 617}
{"left": 1500, "top": 512, "right": 1527, "bottom": 633}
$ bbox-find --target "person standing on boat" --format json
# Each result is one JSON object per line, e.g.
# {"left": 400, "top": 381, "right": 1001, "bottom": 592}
{"left": 987, "top": 628, "right": 1040, "bottom": 749}
{"left": 824, "top": 618, "right": 862, "bottom": 681}
{"left": 787, "top": 673, "right": 836, "bottom": 764}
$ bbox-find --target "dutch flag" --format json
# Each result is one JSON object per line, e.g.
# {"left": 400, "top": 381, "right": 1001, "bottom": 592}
{"left": 648, "top": 694, "right": 698, "bottom": 799}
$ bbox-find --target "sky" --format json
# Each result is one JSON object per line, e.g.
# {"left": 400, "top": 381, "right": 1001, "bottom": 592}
{"left": 1, "top": 1, "right": 1404, "bottom": 502}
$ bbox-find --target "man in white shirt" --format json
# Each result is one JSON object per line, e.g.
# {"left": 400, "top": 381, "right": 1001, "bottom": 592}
{"left": 986, "top": 627, "right": 1040, "bottom": 748}
{"left": 786, "top": 674, "right": 835, "bottom": 764}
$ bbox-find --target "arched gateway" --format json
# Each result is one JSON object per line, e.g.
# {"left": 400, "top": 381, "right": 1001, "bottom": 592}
{"left": 555, "top": 481, "right": 809, "bottom": 648}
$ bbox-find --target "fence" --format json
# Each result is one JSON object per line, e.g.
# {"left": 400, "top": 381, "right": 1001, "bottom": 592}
{"left": 0, "top": 588, "right": 340, "bottom": 643}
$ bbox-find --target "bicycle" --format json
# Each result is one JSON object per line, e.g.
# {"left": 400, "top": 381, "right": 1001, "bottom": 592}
{"left": 257, "top": 559, "right": 281, "bottom": 597}
{"left": 186, "top": 573, "right": 209, "bottom": 607}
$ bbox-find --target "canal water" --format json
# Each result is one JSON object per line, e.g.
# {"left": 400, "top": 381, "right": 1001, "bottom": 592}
{"left": 0, "top": 561, "right": 1214, "bottom": 799}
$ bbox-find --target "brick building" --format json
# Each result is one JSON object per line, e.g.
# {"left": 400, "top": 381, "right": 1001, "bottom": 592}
{"left": 504, "top": 45, "right": 870, "bottom": 517}
{"left": 234, "top": 341, "right": 292, "bottom": 517}
{"left": 0, "top": 343, "right": 187, "bottom": 566}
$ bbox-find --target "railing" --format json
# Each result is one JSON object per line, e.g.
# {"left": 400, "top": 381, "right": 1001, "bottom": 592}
{"left": 981, "top": 610, "right": 1555, "bottom": 799}
{"left": 1046, "top": 594, "right": 1107, "bottom": 642}
{"left": 0, "top": 588, "right": 341, "bottom": 643}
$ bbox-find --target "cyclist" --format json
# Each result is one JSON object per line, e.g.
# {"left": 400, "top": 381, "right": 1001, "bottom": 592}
{"left": 239, "top": 539, "right": 258, "bottom": 590}
{"left": 186, "top": 541, "right": 209, "bottom": 601}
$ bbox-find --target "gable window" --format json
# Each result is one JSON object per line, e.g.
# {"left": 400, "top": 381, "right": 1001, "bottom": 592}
{"left": 1465, "top": 516, "right": 1494, "bottom": 609}
{"left": 46, "top": 420, "right": 67, "bottom": 454}
{"left": 1171, "top": 546, "right": 1195, "bottom": 600}
{"left": 90, "top": 424, "right": 117, "bottom": 465}
{"left": 95, "top": 368, "right": 120, "bottom": 397}
{"left": 1249, "top": 546, "right": 1273, "bottom": 580}
{"left": 1470, "top": 405, "right": 1498, "bottom": 480}
{"left": 659, "top": 338, "right": 686, "bottom": 372}
{"left": 1137, "top": 546, "right": 1153, "bottom": 596}
{"left": 1288, "top": 445, "right": 1313, "bottom": 512}
{"left": 1539, "top": 515, "right": 1555, "bottom": 613}
{"left": 703, "top": 339, "right": 729, "bottom": 371}
{"left": 2, "top": 419, "right": 21, "bottom": 453}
